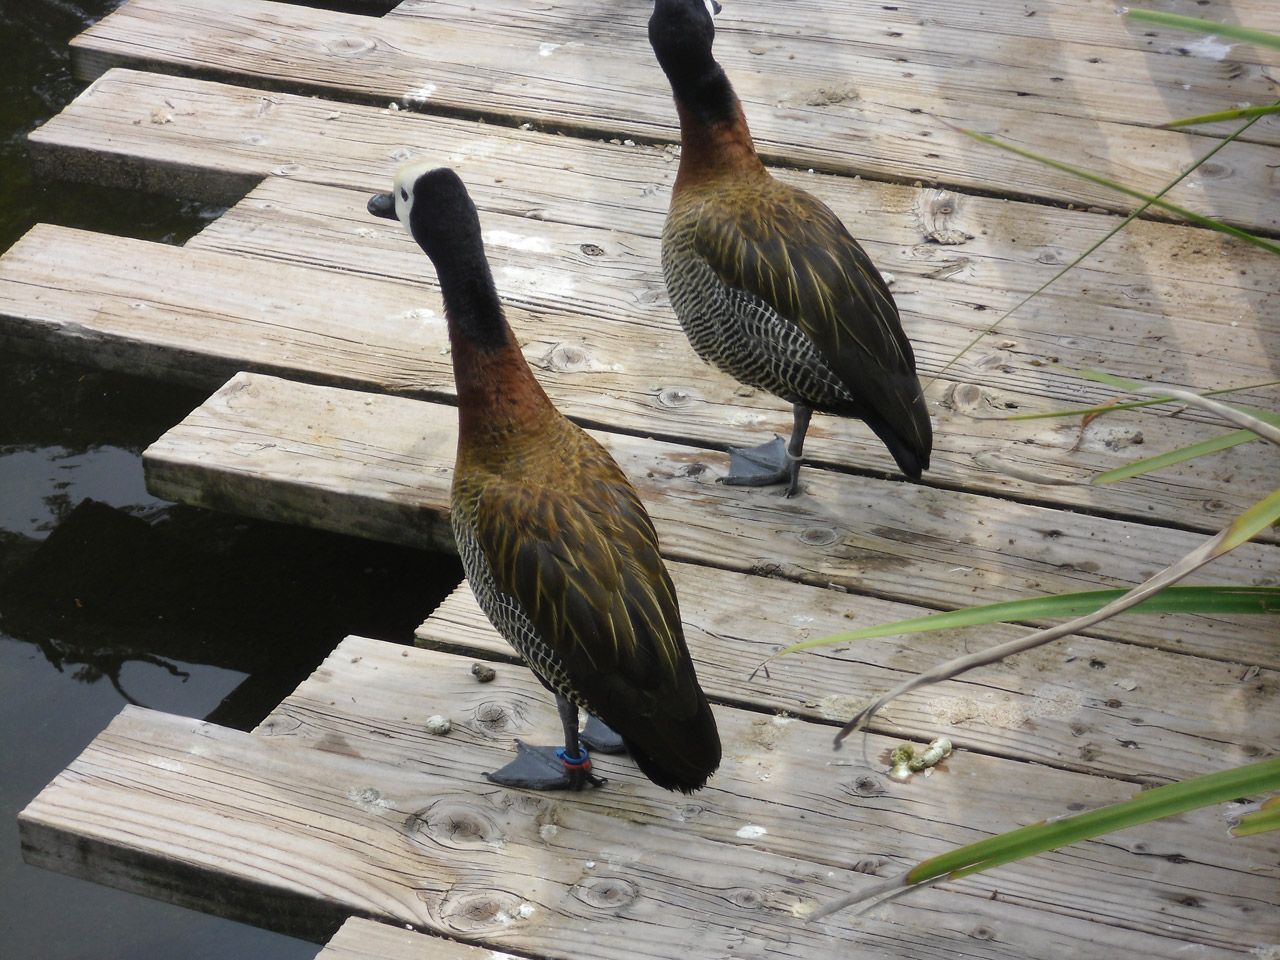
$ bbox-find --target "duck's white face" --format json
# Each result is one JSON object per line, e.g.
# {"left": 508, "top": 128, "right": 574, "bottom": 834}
{"left": 704, "top": 0, "right": 721, "bottom": 18}
{"left": 389, "top": 158, "right": 436, "bottom": 232}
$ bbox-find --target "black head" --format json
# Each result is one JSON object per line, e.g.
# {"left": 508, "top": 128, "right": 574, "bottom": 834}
{"left": 367, "top": 163, "right": 482, "bottom": 265}
{"left": 649, "top": 0, "right": 721, "bottom": 77}
{"left": 368, "top": 165, "right": 508, "bottom": 349}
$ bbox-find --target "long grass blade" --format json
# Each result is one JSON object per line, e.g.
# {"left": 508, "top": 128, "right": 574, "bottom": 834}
{"left": 923, "top": 107, "right": 1272, "bottom": 385}
{"left": 772, "top": 585, "right": 1278, "bottom": 658}
{"left": 1165, "top": 105, "right": 1280, "bottom": 128}
{"left": 831, "top": 487, "right": 1280, "bottom": 744}
{"left": 1053, "top": 367, "right": 1280, "bottom": 421}
{"left": 812, "top": 758, "right": 1280, "bottom": 918}
{"left": 920, "top": 758, "right": 1280, "bottom": 882}
{"left": 1136, "top": 386, "right": 1280, "bottom": 445}
{"left": 999, "top": 379, "right": 1280, "bottom": 423}
{"left": 1231, "top": 797, "right": 1280, "bottom": 838}
{"left": 1125, "top": 10, "right": 1280, "bottom": 51}
{"left": 956, "top": 128, "right": 1280, "bottom": 255}
{"left": 1093, "top": 430, "right": 1257, "bottom": 484}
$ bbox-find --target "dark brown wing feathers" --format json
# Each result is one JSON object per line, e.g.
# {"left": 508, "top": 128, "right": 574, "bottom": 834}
{"left": 687, "top": 182, "right": 931, "bottom": 466}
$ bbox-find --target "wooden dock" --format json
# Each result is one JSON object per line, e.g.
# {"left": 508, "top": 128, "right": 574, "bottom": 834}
{"left": 6, "top": 0, "right": 1279, "bottom": 956}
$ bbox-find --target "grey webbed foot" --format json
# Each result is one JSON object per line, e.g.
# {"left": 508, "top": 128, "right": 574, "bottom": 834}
{"left": 719, "top": 435, "right": 802, "bottom": 494}
{"left": 580, "top": 715, "right": 627, "bottom": 754}
{"left": 484, "top": 741, "right": 605, "bottom": 791}
{"left": 720, "top": 435, "right": 789, "bottom": 486}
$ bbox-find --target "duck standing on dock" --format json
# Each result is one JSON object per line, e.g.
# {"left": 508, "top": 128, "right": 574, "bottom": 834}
{"left": 649, "top": 0, "right": 932, "bottom": 495}
{"left": 368, "top": 165, "right": 720, "bottom": 793}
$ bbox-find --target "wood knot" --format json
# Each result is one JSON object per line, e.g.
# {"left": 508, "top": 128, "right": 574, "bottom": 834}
{"left": 543, "top": 342, "right": 594, "bottom": 372}
{"left": 657, "top": 386, "right": 698, "bottom": 408}
{"left": 915, "top": 189, "right": 973, "bottom": 244}
{"left": 579, "top": 243, "right": 605, "bottom": 256}
{"left": 968, "top": 924, "right": 997, "bottom": 941}
{"left": 439, "top": 889, "right": 526, "bottom": 933}
{"left": 324, "top": 36, "right": 376, "bottom": 57}
{"left": 676, "top": 802, "right": 707, "bottom": 822}
{"left": 406, "top": 800, "right": 504, "bottom": 848}
{"left": 255, "top": 714, "right": 302, "bottom": 737}
{"left": 948, "top": 382, "right": 986, "bottom": 414}
{"left": 572, "top": 876, "right": 638, "bottom": 911}
{"left": 1197, "top": 160, "right": 1232, "bottom": 180}
{"left": 725, "top": 887, "right": 764, "bottom": 909}
{"left": 473, "top": 700, "right": 512, "bottom": 732}
{"left": 847, "top": 775, "right": 885, "bottom": 798}
{"left": 797, "top": 526, "right": 839, "bottom": 547}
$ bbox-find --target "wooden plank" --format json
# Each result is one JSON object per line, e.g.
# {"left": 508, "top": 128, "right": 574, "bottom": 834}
{"left": 319, "top": 918, "right": 522, "bottom": 960}
{"left": 3, "top": 184, "right": 1276, "bottom": 533}
{"left": 11, "top": 214, "right": 1279, "bottom": 535}
{"left": 189, "top": 176, "right": 1280, "bottom": 531}
{"left": 257, "top": 638, "right": 1280, "bottom": 954}
{"left": 142, "top": 373, "right": 1280, "bottom": 669}
{"left": 66, "top": 0, "right": 1280, "bottom": 231}
{"left": 23, "top": 65, "right": 1280, "bottom": 421}
{"left": 19, "top": 643, "right": 1278, "bottom": 957}
{"left": 414, "top": 571, "right": 1280, "bottom": 784}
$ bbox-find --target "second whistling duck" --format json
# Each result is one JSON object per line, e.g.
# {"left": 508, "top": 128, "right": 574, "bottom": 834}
{"left": 649, "top": 0, "right": 932, "bottom": 496}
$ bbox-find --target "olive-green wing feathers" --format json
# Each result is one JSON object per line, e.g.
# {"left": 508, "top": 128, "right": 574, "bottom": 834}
{"left": 472, "top": 471, "right": 685, "bottom": 699}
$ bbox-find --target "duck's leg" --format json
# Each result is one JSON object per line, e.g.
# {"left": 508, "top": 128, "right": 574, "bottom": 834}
{"left": 484, "top": 696, "right": 606, "bottom": 791}
{"left": 720, "top": 403, "right": 811, "bottom": 497}
{"left": 783, "top": 404, "right": 811, "bottom": 497}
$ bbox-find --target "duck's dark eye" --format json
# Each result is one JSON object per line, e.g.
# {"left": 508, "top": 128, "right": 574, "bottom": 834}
{"left": 400, "top": 188, "right": 409, "bottom": 201}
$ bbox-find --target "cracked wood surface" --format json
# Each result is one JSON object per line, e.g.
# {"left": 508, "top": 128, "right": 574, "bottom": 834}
{"left": 5, "top": 73, "right": 1278, "bottom": 529}
{"left": 10, "top": 1, "right": 1280, "bottom": 956}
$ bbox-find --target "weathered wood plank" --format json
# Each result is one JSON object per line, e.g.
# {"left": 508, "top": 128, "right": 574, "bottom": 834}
{"left": 319, "top": 918, "right": 521, "bottom": 960}
{"left": 3, "top": 183, "right": 1276, "bottom": 533}
{"left": 19, "top": 70, "right": 1280, "bottom": 509}
{"left": 255, "top": 637, "right": 1280, "bottom": 953}
{"left": 36, "top": 66, "right": 1280, "bottom": 405}
{"left": 66, "top": 0, "right": 1280, "bottom": 231}
{"left": 675, "top": 0, "right": 1280, "bottom": 64}
{"left": 19, "top": 644, "right": 1278, "bottom": 958}
{"left": 189, "top": 176, "right": 1280, "bottom": 530}
{"left": 414, "top": 571, "right": 1279, "bottom": 784}
{"left": 142, "top": 373, "right": 1280, "bottom": 668}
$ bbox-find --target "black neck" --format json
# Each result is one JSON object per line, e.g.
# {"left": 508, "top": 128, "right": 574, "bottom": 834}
{"left": 665, "top": 58, "right": 741, "bottom": 128}
{"left": 436, "top": 255, "right": 509, "bottom": 354}
{"left": 407, "top": 184, "right": 509, "bottom": 352}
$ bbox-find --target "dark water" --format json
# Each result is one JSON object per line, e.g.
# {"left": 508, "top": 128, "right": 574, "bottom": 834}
{"left": 0, "top": 2, "right": 462, "bottom": 956}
